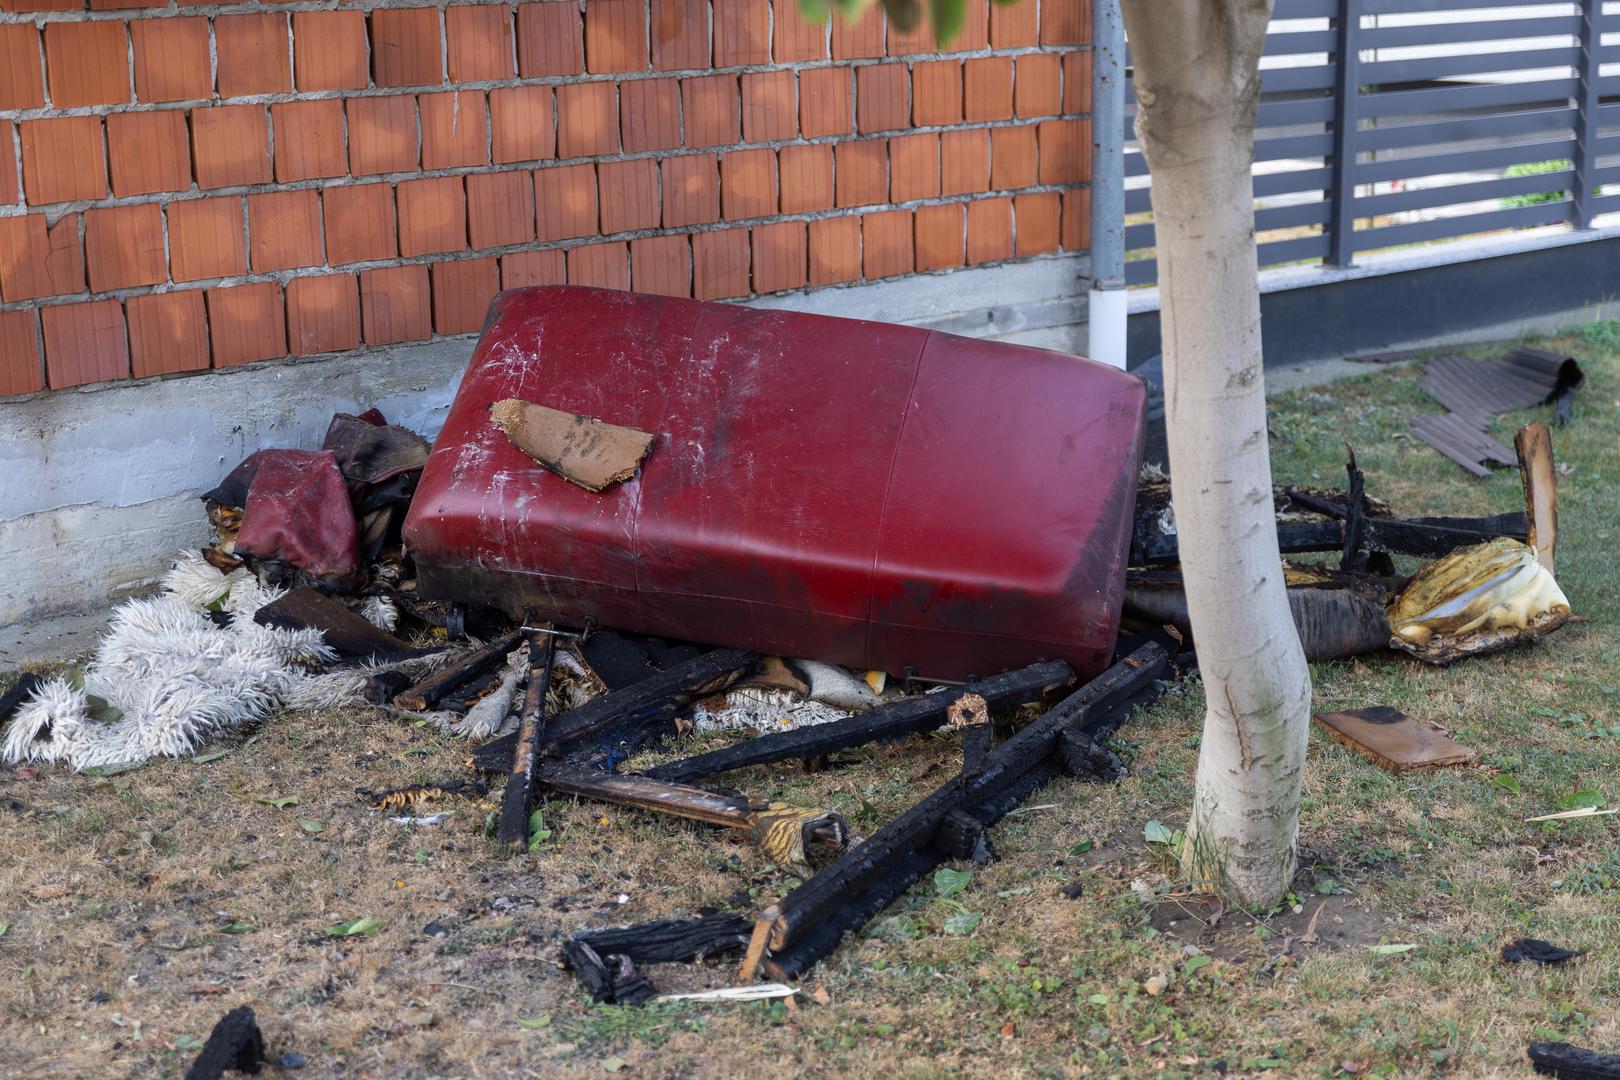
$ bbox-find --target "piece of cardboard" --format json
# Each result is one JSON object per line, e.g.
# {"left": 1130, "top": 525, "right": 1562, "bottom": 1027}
{"left": 1314, "top": 706, "right": 1477, "bottom": 771}
{"left": 490, "top": 398, "right": 655, "bottom": 493}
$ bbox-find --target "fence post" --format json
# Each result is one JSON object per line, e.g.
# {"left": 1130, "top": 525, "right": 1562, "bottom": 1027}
{"left": 1571, "top": 0, "right": 1602, "bottom": 229}
{"left": 1325, "top": 0, "right": 1361, "bottom": 267}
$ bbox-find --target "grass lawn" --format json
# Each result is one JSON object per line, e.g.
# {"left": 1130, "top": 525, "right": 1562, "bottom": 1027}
{"left": 1, "top": 325, "right": 1616, "bottom": 1079}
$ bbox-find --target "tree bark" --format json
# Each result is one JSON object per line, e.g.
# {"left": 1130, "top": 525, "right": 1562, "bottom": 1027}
{"left": 1119, "top": 0, "right": 1313, "bottom": 908}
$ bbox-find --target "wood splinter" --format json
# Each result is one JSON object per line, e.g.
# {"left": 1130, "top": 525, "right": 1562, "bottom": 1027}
{"left": 495, "top": 622, "right": 557, "bottom": 849}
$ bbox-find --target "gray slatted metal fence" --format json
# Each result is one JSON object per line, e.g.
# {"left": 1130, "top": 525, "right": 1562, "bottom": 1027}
{"left": 1123, "top": 0, "right": 1620, "bottom": 286}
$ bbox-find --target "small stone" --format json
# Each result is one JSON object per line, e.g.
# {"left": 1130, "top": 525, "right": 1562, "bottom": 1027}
{"left": 1143, "top": 975, "right": 1168, "bottom": 997}
{"left": 1060, "top": 881, "right": 1084, "bottom": 900}
{"left": 279, "top": 1050, "right": 306, "bottom": 1069}
{"left": 422, "top": 921, "right": 448, "bottom": 939}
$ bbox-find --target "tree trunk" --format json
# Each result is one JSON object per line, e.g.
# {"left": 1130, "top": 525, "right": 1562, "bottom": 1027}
{"left": 1119, "top": 0, "right": 1313, "bottom": 908}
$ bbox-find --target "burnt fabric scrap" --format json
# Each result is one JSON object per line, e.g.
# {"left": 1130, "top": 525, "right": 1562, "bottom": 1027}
{"left": 229, "top": 449, "right": 363, "bottom": 590}
{"left": 1387, "top": 537, "right": 1570, "bottom": 664}
{"left": 1503, "top": 939, "right": 1585, "bottom": 965}
{"left": 184, "top": 1006, "right": 265, "bottom": 1080}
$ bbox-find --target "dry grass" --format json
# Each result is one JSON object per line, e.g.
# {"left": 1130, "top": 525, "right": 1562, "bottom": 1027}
{"left": 1, "top": 328, "right": 1617, "bottom": 1079}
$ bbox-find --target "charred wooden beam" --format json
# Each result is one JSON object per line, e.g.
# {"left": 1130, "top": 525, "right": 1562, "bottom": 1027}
{"left": 1528, "top": 1041, "right": 1620, "bottom": 1080}
{"left": 572, "top": 914, "right": 755, "bottom": 965}
{"left": 560, "top": 939, "right": 657, "bottom": 1005}
{"left": 393, "top": 630, "right": 522, "bottom": 712}
{"left": 253, "top": 586, "right": 431, "bottom": 664}
{"left": 494, "top": 625, "right": 557, "bottom": 849}
{"left": 643, "top": 659, "right": 1074, "bottom": 784}
{"left": 1134, "top": 515, "right": 1528, "bottom": 566}
{"left": 544, "top": 647, "right": 754, "bottom": 755}
{"left": 760, "top": 643, "right": 1168, "bottom": 980}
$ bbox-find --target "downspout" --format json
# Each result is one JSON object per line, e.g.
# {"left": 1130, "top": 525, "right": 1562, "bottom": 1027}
{"left": 1087, "top": 0, "right": 1127, "bottom": 370}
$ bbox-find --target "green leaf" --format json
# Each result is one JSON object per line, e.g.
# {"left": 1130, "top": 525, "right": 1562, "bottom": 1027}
{"left": 1368, "top": 943, "right": 1418, "bottom": 956}
{"left": 929, "top": 0, "right": 965, "bottom": 45}
{"left": 881, "top": 0, "right": 921, "bottom": 31}
{"left": 602, "top": 1057, "right": 628, "bottom": 1073}
{"left": 1070, "top": 839, "right": 1094, "bottom": 856}
{"left": 942, "top": 911, "right": 981, "bottom": 936}
{"left": 326, "top": 916, "right": 384, "bottom": 937}
{"left": 932, "top": 867, "right": 972, "bottom": 898}
{"left": 515, "top": 1013, "right": 552, "bottom": 1029}
{"left": 84, "top": 695, "right": 123, "bottom": 723}
{"left": 62, "top": 666, "right": 86, "bottom": 690}
{"left": 257, "top": 795, "right": 299, "bottom": 809}
{"left": 0, "top": 922, "right": 10, "bottom": 938}
{"left": 1182, "top": 954, "right": 1212, "bottom": 976}
{"left": 299, "top": 819, "right": 325, "bottom": 834}
{"left": 415, "top": 848, "right": 429, "bottom": 865}
{"left": 1087, "top": 993, "right": 1110, "bottom": 1005}
{"left": 1492, "top": 774, "right": 1522, "bottom": 794}
{"left": 1144, "top": 820, "right": 1173, "bottom": 845}
{"left": 527, "top": 808, "right": 553, "bottom": 853}
{"left": 1558, "top": 788, "right": 1605, "bottom": 811}
{"left": 192, "top": 751, "right": 227, "bottom": 764}
{"left": 219, "top": 923, "right": 256, "bottom": 935}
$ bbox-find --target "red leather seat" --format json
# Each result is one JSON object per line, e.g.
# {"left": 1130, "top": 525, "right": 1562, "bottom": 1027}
{"left": 404, "top": 286, "right": 1146, "bottom": 680}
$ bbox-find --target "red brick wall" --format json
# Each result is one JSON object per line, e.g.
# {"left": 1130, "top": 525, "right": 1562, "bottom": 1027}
{"left": 0, "top": 0, "right": 1092, "bottom": 396}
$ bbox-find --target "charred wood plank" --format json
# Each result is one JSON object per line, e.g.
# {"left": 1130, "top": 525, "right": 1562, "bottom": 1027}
{"left": 643, "top": 659, "right": 1074, "bottom": 784}
{"left": 1135, "top": 515, "right": 1527, "bottom": 566}
{"left": 762, "top": 643, "right": 1168, "bottom": 980}
{"left": 561, "top": 939, "right": 657, "bottom": 1005}
{"left": 1528, "top": 1041, "right": 1620, "bottom": 1080}
{"left": 543, "top": 647, "right": 754, "bottom": 757}
{"left": 572, "top": 914, "right": 754, "bottom": 966}
{"left": 394, "top": 630, "right": 522, "bottom": 712}
{"left": 495, "top": 625, "right": 557, "bottom": 849}
{"left": 254, "top": 586, "right": 430, "bottom": 663}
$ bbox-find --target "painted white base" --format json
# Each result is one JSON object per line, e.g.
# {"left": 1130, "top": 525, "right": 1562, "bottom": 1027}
{"left": 1087, "top": 287, "right": 1128, "bottom": 369}
{"left": 0, "top": 258, "right": 1095, "bottom": 633}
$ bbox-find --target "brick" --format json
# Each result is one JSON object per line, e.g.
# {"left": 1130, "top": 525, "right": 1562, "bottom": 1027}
{"left": 557, "top": 81, "right": 618, "bottom": 158}
{"left": 447, "top": 5, "right": 515, "bottom": 81}
{"left": 629, "top": 234, "right": 688, "bottom": 297}
{"left": 799, "top": 67, "right": 852, "bottom": 140}
{"left": 84, "top": 204, "right": 164, "bottom": 291}
{"left": 808, "top": 215, "right": 859, "bottom": 286}
{"left": 964, "top": 57, "right": 1012, "bottom": 123}
{"left": 621, "top": 78, "right": 680, "bottom": 153}
{"left": 43, "top": 300, "right": 128, "bottom": 387}
{"left": 501, "top": 249, "right": 565, "bottom": 289}
{"left": 360, "top": 264, "right": 430, "bottom": 345}
{"left": 1064, "top": 50, "right": 1091, "bottom": 115}
{"left": 830, "top": 6, "right": 882, "bottom": 59}
{"left": 207, "top": 282, "right": 285, "bottom": 367}
{"left": 911, "top": 60, "right": 963, "bottom": 126}
{"left": 662, "top": 154, "right": 718, "bottom": 227}
{"left": 721, "top": 148, "right": 775, "bottom": 221}
{"left": 1038, "top": 118, "right": 1089, "bottom": 184}
{"left": 347, "top": 95, "right": 420, "bottom": 176}
{"left": 682, "top": 75, "right": 740, "bottom": 148}
{"left": 371, "top": 7, "right": 443, "bottom": 87}
{"left": 0, "top": 310, "right": 43, "bottom": 397}
{"left": 966, "top": 195, "right": 1012, "bottom": 264}
{"left": 1061, "top": 186, "right": 1088, "bottom": 249}
{"left": 568, "top": 240, "right": 629, "bottom": 291}
{"left": 430, "top": 257, "right": 500, "bottom": 334}
{"left": 323, "top": 183, "right": 396, "bottom": 265}
{"left": 535, "top": 163, "right": 598, "bottom": 240}
{"left": 940, "top": 128, "right": 989, "bottom": 196}
{"left": 20, "top": 117, "right": 106, "bottom": 204}
{"left": 216, "top": 13, "right": 291, "bottom": 98}
{"left": 1015, "top": 191, "right": 1060, "bottom": 255}
{"left": 774, "top": 4, "right": 825, "bottom": 62}
{"left": 751, "top": 221, "right": 804, "bottom": 294}
{"left": 914, "top": 202, "right": 963, "bottom": 271}
{"left": 889, "top": 132, "right": 939, "bottom": 202}
{"left": 834, "top": 139, "right": 886, "bottom": 208}
{"left": 0, "top": 25, "right": 45, "bottom": 110}
{"left": 131, "top": 17, "right": 210, "bottom": 103}
{"left": 692, "top": 228, "right": 748, "bottom": 300}
{"left": 585, "top": 0, "right": 646, "bottom": 72}
{"left": 1015, "top": 54, "right": 1062, "bottom": 118}
{"left": 107, "top": 110, "right": 190, "bottom": 197}
{"left": 248, "top": 190, "right": 322, "bottom": 272}
{"left": 517, "top": 2, "right": 583, "bottom": 77}
{"left": 598, "top": 158, "right": 659, "bottom": 234}
{"left": 990, "top": 0, "right": 1037, "bottom": 47}
{"left": 886, "top": 9, "right": 932, "bottom": 56}
{"left": 856, "top": 64, "right": 908, "bottom": 134}
{"left": 272, "top": 99, "right": 346, "bottom": 182}
{"left": 949, "top": 0, "right": 990, "bottom": 50}
{"left": 169, "top": 196, "right": 245, "bottom": 282}
{"left": 420, "top": 90, "right": 489, "bottom": 170}
{"left": 127, "top": 291, "right": 209, "bottom": 378}
{"left": 0, "top": 213, "right": 83, "bottom": 302}
{"left": 1042, "top": 0, "right": 1089, "bottom": 45}
{"left": 2, "top": 0, "right": 78, "bottom": 12}
{"left": 467, "top": 171, "right": 535, "bottom": 249}
{"left": 714, "top": 0, "right": 769, "bottom": 66}
{"left": 651, "top": 0, "right": 707, "bottom": 70}
{"left": 285, "top": 273, "right": 360, "bottom": 356}
{"left": 398, "top": 176, "right": 467, "bottom": 256}
{"left": 491, "top": 86, "right": 555, "bottom": 163}
{"left": 43, "top": 22, "right": 128, "bottom": 108}
{"left": 862, "top": 209, "right": 912, "bottom": 279}
{"left": 742, "top": 71, "right": 795, "bottom": 143}
{"left": 778, "top": 144, "right": 833, "bottom": 213}
{"left": 293, "top": 11, "right": 369, "bottom": 91}
{"left": 191, "top": 105, "right": 270, "bottom": 189}
{"left": 990, "top": 124, "right": 1037, "bottom": 190}
{"left": 0, "top": 123, "right": 14, "bottom": 204}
